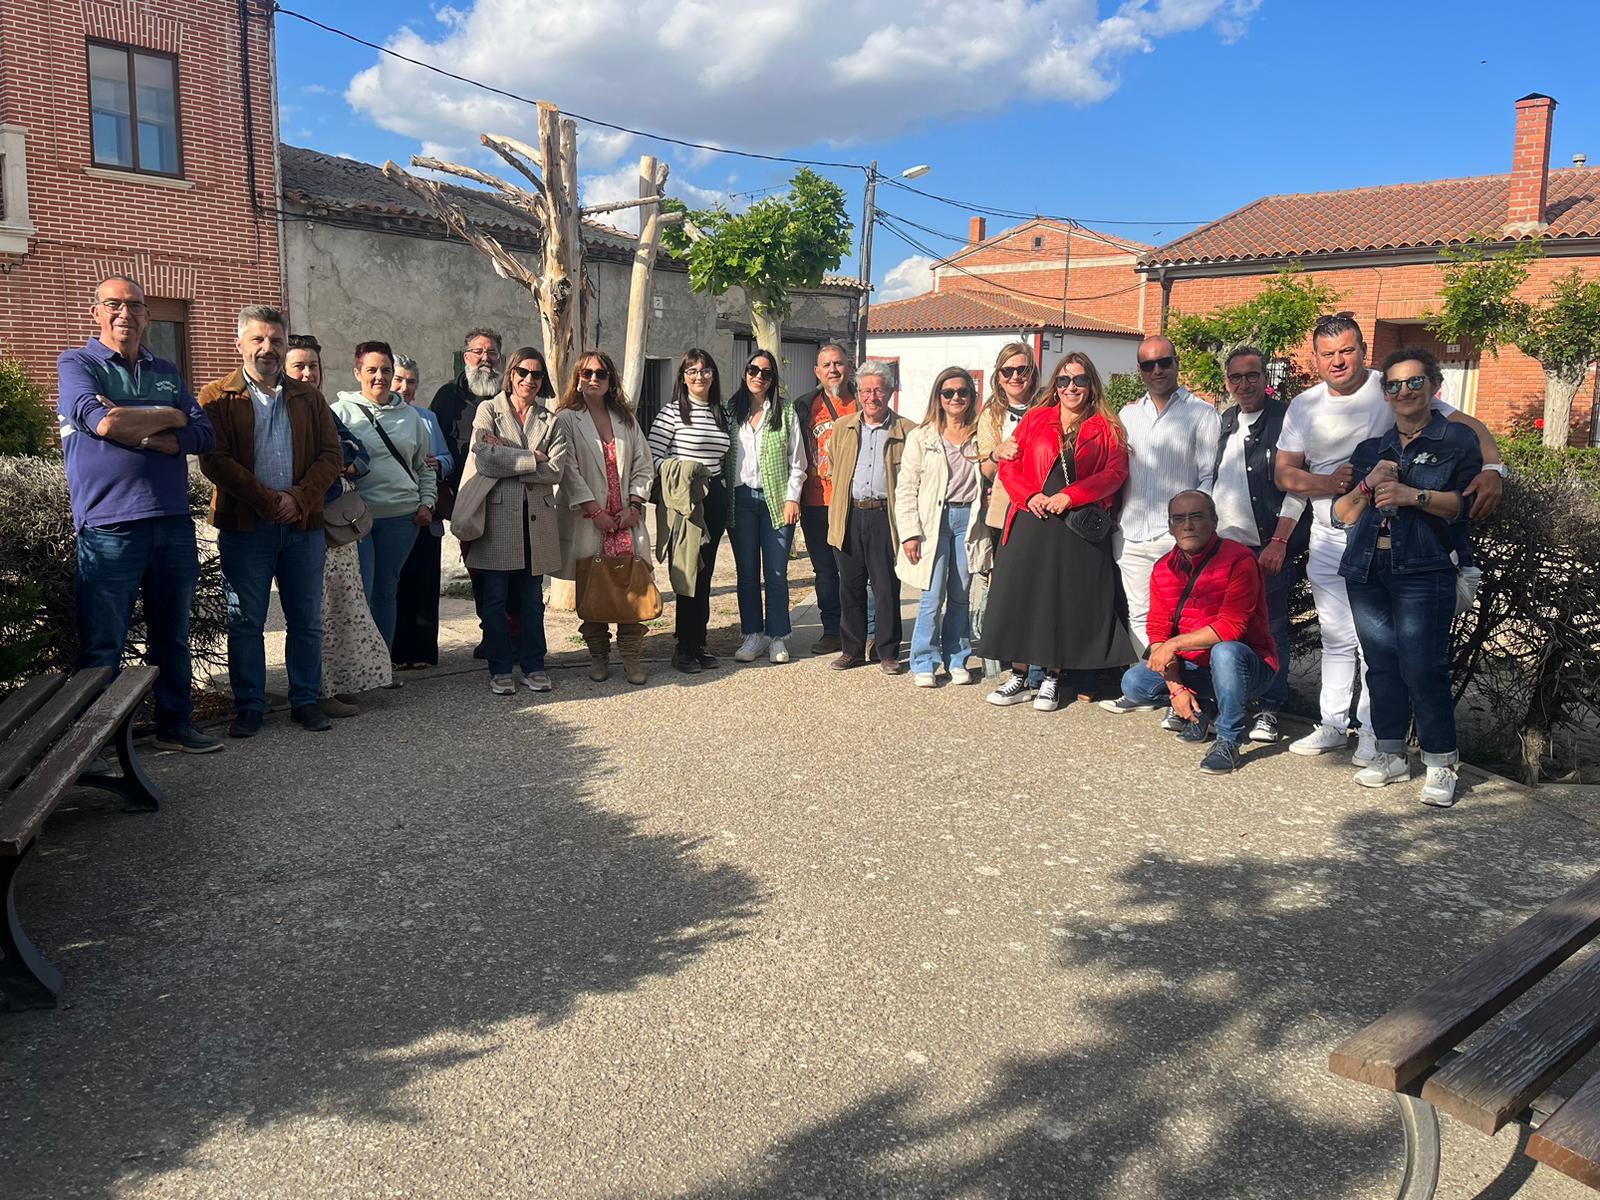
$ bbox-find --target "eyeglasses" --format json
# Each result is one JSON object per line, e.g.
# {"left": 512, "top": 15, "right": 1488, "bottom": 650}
{"left": 1055, "top": 374, "right": 1091, "bottom": 390}
{"left": 745, "top": 366, "right": 774, "bottom": 381}
{"left": 512, "top": 366, "right": 544, "bottom": 381}
{"left": 939, "top": 387, "right": 972, "bottom": 400}
{"left": 1137, "top": 356, "right": 1175, "bottom": 373}
{"left": 579, "top": 368, "right": 610, "bottom": 382}
{"left": 683, "top": 367, "right": 716, "bottom": 379}
{"left": 464, "top": 347, "right": 499, "bottom": 360}
{"left": 1227, "top": 370, "right": 1262, "bottom": 385}
{"left": 98, "top": 299, "right": 148, "bottom": 314}
{"left": 1168, "top": 511, "right": 1210, "bottom": 527}
{"left": 1383, "top": 375, "right": 1429, "bottom": 395}
{"left": 998, "top": 364, "right": 1033, "bottom": 380}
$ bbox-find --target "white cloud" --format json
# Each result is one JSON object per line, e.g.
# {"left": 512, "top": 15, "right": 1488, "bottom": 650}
{"left": 877, "top": 255, "right": 935, "bottom": 302}
{"left": 301, "top": 83, "right": 333, "bottom": 96}
{"left": 343, "top": 0, "right": 1260, "bottom": 167}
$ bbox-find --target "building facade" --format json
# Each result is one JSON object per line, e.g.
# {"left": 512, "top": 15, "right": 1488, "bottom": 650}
{"left": 0, "top": 0, "right": 282, "bottom": 392}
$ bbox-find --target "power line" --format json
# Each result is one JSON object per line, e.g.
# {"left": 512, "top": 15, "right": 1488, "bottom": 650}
{"left": 881, "top": 175, "right": 1203, "bottom": 229}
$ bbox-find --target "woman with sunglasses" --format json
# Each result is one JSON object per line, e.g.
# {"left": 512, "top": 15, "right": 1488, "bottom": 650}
{"left": 647, "top": 349, "right": 732, "bottom": 673}
{"left": 556, "top": 349, "right": 655, "bottom": 686}
{"left": 462, "top": 347, "right": 568, "bottom": 695}
{"left": 974, "top": 341, "right": 1043, "bottom": 681}
{"left": 896, "top": 367, "right": 985, "bottom": 687}
{"left": 1332, "top": 346, "right": 1482, "bottom": 808}
{"left": 727, "top": 349, "right": 806, "bottom": 665}
{"left": 982, "top": 352, "right": 1135, "bottom": 711}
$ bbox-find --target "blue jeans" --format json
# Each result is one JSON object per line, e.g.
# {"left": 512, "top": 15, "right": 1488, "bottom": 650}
{"left": 478, "top": 570, "right": 547, "bottom": 676}
{"left": 1346, "top": 554, "right": 1458, "bottom": 766}
{"left": 799, "top": 505, "right": 841, "bottom": 636}
{"left": 218, "top": 524, "right": 326, "bottom": 712}
{"left": 357, "top": 515, "right": 420, "bottom": 650}
{"left": 911, "top": 503, "right": 973, "bottom": 675}
{"left": 1259, "top": 549, "right": 1293, "bottom": 711}
{"left": 1121, "top": 641, "right": 1273, "bottom": 746}
{"left": 732, "top": 486, "right": 795, "bottom": 638}
{"left": 74, "top": 514, "right": 199, "bottom": 736}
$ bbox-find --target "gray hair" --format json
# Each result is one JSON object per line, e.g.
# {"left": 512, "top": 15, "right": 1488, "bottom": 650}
{"left": 463, "top": 327, "right": 502, "bottom": 351}
{"left": 856, "top": 359, "right": 897, "bottom": 391}
{"left": 93, "top": 274, "right": 143, "bottom": 302}
{"left": 816, "top": 341, "right": 851, "bottom": 364}
{"left": 237, "top": 304, "right": 286, "bottom": 337}
{"left": 394, "top": 354, "right": 418, "bottom": 373}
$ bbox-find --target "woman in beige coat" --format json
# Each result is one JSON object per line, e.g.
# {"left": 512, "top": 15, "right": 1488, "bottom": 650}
{"left": 895, "top": 367, "right": 986, "bottom": 687}
{"left": 461, "top": 347, "right": 569, "bottom": 695}
{"left": 555, "top": 349, "right": 655, "bottom": 685}
{"left": 974, "top": 341, "right": 1042, "bottom": 680}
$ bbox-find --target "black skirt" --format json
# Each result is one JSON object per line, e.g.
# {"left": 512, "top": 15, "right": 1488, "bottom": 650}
{"left": 978, "top": 462, "right": 1136, "bottom": 671}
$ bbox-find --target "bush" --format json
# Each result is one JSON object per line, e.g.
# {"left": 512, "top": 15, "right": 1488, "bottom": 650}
{"left": 1106, "top": 372, "right": 1144, "bottom": 412}
{"left": 0, "top": 455, "right": 228, "bottom": 693}
{"left": 0, "top": 352, "right": 55, "bottom": 456}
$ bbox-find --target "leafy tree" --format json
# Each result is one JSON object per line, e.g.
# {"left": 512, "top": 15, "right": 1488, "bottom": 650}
{"left": 1105, "top": 372, "right": 1144, "bottom": 412}
{"left": 662, "top": 168, "right": 853, "bottom": 356}
{"left": 1428, "top": 238, "right": 1600, "bottom": 449}
{"left": 1166, "top": 268, "right": 1341, "bottom": 399}
{"left": 0, "top": 351, "right": 55, "bottom": 456}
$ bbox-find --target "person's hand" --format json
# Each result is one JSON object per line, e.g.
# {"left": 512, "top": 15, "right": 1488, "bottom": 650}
{"left": 1372, "top": 481, "right": 1419, "bottom": 510}
{"left": 343, "top": 463, "right": 359, "bottom": 478}
{"left": 1148, "top": 641, "right": 1176, "bottom": 675}
{"left": 783, "top": 500, "right": 801, "bottom": 526}
{"left": 619, "top": 507, "right": 641, "bottom": 530}
{"left": 1043, "top": 492, "right": 1071, "bottom": 516}
{"left": 1259, "top": 540, "right": 1287, "bottom": 576}
{"left": 480, "top": 433, "right": 503, "bottom": 447}
{"left": 1025, "top": 493, "right": 1050, "bottom": 518}
{"left": 903, "top": 538, "right": 922, "bottom": 565}
{"left": 1328, "top": 463, "right": 1358, "bottom": 494}
{"left": 1169, "top": 687, "right": 1199, "bottom": 722}
{"left": 425, "top": 453, "right": 439, "bottom": 469}
{"left": 144, "top": 432, "right": 180, "bottom": 455}
{"left": 592, "top": 510, "right": 618, "bottom": 534}
{"left": 1362, "top": 461, "right": 1398, "bottom": 491}
{"left": 414, "top": 505, "right": 433, "bottom": 527}
{"left": 997, "top": 437, "right": 1021, "bottom": 462}
{"left": 1464, "top": 469, "right": 1503, "bottom": 519}
{"left": 273, "top": 492, "right": 299, "bottom": 524}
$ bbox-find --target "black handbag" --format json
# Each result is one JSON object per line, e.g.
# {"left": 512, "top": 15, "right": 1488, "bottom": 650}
{"left": 1058, "top": 433, "right": 1111, "bottom": 543}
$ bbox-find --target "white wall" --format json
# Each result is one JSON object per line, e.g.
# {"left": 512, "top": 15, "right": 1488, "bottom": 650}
{"left": 866, "top": 330, "right": 1142, "bottom": 423}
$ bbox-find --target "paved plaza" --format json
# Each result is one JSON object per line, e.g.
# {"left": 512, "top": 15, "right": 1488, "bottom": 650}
{"left": 4, "top": 555, "right": 1599, "bottom": 1199}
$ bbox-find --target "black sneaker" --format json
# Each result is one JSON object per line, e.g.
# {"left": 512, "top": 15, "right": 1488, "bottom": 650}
{"left": 1097, "top": 695, "right": 1154, "bottom": 714}
{"left": 1247, "top": 711, "right": 1281, "bottom": 744}
{"left": 695, "top": 650, "right": 718, "bottom": 669}
{"left": 290, "top": 704, "right": 332, "bottom": 732}
{"left": 673, "top": 650, "right": 702, "bottom": 674}
{"left": 157, "top": 725, "right": 225, "bottom": 753}
{"left": 1177, "top": 702, "right": 1217, "bottom": 743}
{"left": 227, "top": 711, "right": 264, "bottom": 739}
{"left": 1199, "top": 740, "right": 1240, "bottom": 775}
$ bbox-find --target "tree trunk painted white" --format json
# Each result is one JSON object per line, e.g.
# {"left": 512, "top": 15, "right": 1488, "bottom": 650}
{"left": 1541, "top": 365, "right": 1586, "bottom": 449}
{"left": 750, "top": 302, "right": 783, "bottom": 360}
{"left": 622, "top": 155, "right": 667, "bottom": 408}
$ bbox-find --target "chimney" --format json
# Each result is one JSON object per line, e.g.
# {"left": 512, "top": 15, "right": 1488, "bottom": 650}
{"left": 1504, "top": 93, "right": 1557, "bottom": 235}
{"left": 968, "top": 216, "right": 986, "bottom": 245}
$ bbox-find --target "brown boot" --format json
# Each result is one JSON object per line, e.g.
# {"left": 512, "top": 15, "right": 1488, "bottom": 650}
{"left": 582, "top": 624, "right": 611, "bottom": 682}
{"left": 617, "top": 624, "right": 648, "bottom": 686}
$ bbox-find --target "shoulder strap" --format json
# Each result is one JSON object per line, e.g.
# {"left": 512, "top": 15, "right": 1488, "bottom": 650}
{"left": 1169, "top": 540, "right": 1223, "bottom": 639}
{"left": 816, "top": 388, "right": 840, "bottom": 422}
{"left": 360, "top": 406, "right": 416, "bottom": 483}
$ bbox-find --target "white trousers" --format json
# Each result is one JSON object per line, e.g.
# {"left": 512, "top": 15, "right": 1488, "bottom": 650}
{"left": 1305, "top": 524, "right": 1371, "bottom": 733}
{"left": 1116, "top": 531, "right": 1174, "bottom": 654}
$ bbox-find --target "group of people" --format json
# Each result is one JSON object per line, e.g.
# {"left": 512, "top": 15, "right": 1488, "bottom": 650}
{"left": 57, "top": 276, "right": 1504, "bottom": 808}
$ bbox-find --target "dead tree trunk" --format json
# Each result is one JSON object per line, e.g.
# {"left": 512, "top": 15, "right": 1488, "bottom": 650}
{"left": 622, "top": 155, "right": 672, "bottom": 409}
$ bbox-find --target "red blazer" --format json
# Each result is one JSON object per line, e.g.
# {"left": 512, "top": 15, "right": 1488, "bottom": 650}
{"left": 996, "top": 407, "right": 1128, "bottom": 544}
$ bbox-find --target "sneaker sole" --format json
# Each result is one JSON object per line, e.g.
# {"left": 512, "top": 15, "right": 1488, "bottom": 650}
{"left": 1289, "top": 741, "right": 1347, "bottom": 756}
{"left": 156, "top": 739, "right": 225, "bottom": 754}
{"left": 1247, "top": 732, "right": 1280, "bottom": 744}
{"left": 1355, "top": 771, "right": 1408, "bottom": 789}
{"left": 1420, "top": 793, "right": 1459, "bottom": 808}
{"left": 987, "top": 693, "right": 1034, "bottom": 707}
{"left": 1033, "top": 701, "right": 1061, "bottom": 712}
{"left": 1098, "top": 702, "right": 1155, "bottom": 714}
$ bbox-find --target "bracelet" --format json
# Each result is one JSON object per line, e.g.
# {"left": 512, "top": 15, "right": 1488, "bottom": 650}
{"left": 1166, "top": 682, "right": 1196, "bottom": 695}
{"left": 1270, "top": 535, "right": 1288, "bottom": 546}
{"left": 1358, "top": 480, "right": 1374, "bottom": 501}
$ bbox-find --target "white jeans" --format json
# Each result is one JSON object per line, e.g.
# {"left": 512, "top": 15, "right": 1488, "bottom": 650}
{"left": 1116, "top": 531, "right": 1174, "bottom": 653}
{"left": 1306, "top": 524, "right": 1372, "bottom": 733}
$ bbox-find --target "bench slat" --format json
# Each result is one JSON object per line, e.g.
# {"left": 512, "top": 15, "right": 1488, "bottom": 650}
{"left": 1329, "top": 870, "right": 1600, "bottom": 1092}
{"left": 0, "top": 670, "right": 116, "bottom": 794}
{"left": 0, "top": 674, "right": 69, "bottom": 744}
{"left": 1528, "top": 1068, "right": 1600, "bottom": 1190}
{"left": 1421, "top": 948, "right": 1600, "bottom": 1133}
{"left": 0, "top": 667, "right": 158, "bottom": 856}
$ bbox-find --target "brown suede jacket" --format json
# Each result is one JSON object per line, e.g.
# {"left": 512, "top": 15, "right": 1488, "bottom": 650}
{"left": 197, "top": 369, "right": 343, "bottom": 531}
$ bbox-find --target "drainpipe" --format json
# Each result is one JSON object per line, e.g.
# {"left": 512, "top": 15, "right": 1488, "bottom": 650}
{"left": 1158, "top": 265, "right": 1172, "bottom": 333}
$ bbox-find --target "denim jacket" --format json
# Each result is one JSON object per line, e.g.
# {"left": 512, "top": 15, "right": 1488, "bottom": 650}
{"left": 324, "top": 410, "right": 371, "bottom": 506}
{"left": 1336, "top": 412, "right": 1481, "bottom": 583}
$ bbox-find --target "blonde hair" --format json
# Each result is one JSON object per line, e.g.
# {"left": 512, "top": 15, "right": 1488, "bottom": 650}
{"left": 1047, "top": 351, "right": 1126, "bottom": 448}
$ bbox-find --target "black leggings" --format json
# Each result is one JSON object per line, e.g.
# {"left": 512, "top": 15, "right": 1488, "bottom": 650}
{"left": 675, "top": 476, "right": 728, "bottom": 653}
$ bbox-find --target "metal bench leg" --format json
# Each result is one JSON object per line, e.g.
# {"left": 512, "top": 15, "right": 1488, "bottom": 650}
{"left": 76, "top": 713, "right": 162, "bottom": 813}
{"left": 1394, "top": 1093, "right": 1442, "bottom": 1200}
{"left": 0, "top": 848, "right": 63, "bottom": 1011}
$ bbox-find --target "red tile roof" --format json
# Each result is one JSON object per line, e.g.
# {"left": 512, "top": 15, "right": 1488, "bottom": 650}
{"left": 870, "top": 289, "right": 1142, "bottom": 337}
{"left": 1144, "top": 166, "right": 1600, "bottom": 266}
{"left": 935, "top": 217, "right": 1150, "bottom": 268}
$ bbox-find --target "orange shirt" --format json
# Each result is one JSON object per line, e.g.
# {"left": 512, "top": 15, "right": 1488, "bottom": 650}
{"left": 800, "top": 389, "right": 859, "bottom": 507}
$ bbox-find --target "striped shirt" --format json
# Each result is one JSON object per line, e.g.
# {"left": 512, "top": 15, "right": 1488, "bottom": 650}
{"left": 648, "top": 398, "right": 731, "bottom": 478}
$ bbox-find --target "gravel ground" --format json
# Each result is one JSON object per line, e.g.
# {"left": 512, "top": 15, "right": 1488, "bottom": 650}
{"left": 5, "top": 528, "right": 1600, "bottom": 1199}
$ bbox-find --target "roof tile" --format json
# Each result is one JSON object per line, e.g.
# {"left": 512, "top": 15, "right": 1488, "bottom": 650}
{"left": 870, "top": 289, "right": 1142, "bottom": 337}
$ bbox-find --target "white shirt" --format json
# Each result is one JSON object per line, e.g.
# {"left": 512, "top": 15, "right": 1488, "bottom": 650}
{"left": 1214, "top": 407, "right": 1264, "bottom": 547}
{"left": 1278, "top": 370, "right": 1456, "bottom": 530}
{"left": 1118, "top": 387, "right": 1221, "bottom": 542}
{"left": 732, "top": 406, "right": 807, "bottom": 501}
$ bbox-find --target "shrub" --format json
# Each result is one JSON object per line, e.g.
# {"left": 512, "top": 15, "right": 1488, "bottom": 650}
{"left": 1106, "top": 372, "right": 1144, "bottom": 412}
{"left": 0, "top": 455, "right": 228, "bottom": 693}
{"left": 0, "top": 352, "right": 55, "bottom": 456}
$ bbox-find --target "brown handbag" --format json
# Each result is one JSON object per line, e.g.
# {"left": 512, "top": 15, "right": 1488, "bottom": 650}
{"left": 575, "top": 555, "right": 664, "bottom": 624}
{"left": 323, "top": 483, "right": 373, "bottom": 547}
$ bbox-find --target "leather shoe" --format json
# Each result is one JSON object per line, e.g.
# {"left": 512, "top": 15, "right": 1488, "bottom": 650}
{"left": 695, "top": 650, "right": 718, "bottom": 668}
{"left": 830, "top": 654, "right": 866, "bottom": 671}
{"left": 291, "top": 704, "right": 332, "bottom": 732}
{"left": 879, "top": 660, "right": 905, "bottom": 676}
{"left": 672, "top": 650, "right": 702, "bottom": 674}
{"left": 810, "top": 633, "right": 842, "bottom": 656}
{"left": 229, "top": 710, "right": 264, "bottom": 738}
{"left": 320, "top": 695, "right": 360, "bottom": 718}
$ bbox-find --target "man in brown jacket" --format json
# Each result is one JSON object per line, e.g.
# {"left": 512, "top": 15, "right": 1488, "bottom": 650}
{"left": 198, "top": 305, "right": 342, "bottom": 737}
{"left": 827, "top": 361, "right": 913, "bottom": 674}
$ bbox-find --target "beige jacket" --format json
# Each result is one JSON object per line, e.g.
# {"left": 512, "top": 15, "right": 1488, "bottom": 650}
{"left": 460, "top": 393, "right": 570, "bottom": 576}
{"left": 977, "top": 406, "right": 1018, "bottom": 529}
{"left": 826, "top": 410, "right": 914, "bottom": 550}
{"left": 893, "top": 424, "right": 990, "bottom": 591}
{"left": 554, "top": 407, "right": 655, "bottom": 574}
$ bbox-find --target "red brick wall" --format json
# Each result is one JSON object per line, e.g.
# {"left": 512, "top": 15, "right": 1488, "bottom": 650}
{"left": 0, "top": 0, "right": 281, "bottom": 400}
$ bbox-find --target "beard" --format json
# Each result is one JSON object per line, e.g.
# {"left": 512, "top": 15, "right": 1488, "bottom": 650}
{"left": 466, "top": 364, "right": 500, "bottom": 398}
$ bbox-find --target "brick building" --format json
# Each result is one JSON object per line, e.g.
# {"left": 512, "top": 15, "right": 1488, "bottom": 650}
{"left": 1139, "top": 94, "right": 1600, "bottom": 442}
{"left": 0, "top": 0, "right": 281, "bottom": 396}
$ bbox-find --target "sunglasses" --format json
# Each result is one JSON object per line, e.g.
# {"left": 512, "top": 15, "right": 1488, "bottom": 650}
{"left": 940, "top": 387, "right": 972, "bottom": 400}
{"left": 511, "top": 366, "right": 544, "bottom": 381}
{"left": 1314, "top": 310, "right": 1357, "bottom": 333}
{"left": 1383, "top": 375, "right": 1430, "bottom": 395}
{"left": 1168, "top": 510, "right": 1210, "bottom": 527}
{"left": 579, "top": 368, "right": 610, "bottom": 381}
{"left": 1137, "top": 356, "right": 1175, "bottom": 373}
{"left": 745, "top": 365, "right": 774, "bottom": 381}
{"left": 998, "top": 364, "right": 1033, "bottom": 380}
{"left": 1055, "top": 374, "right": 1091, "bottom": 390}
{"left": 1227, "top": 370, "right": 1262, "bottom": 385}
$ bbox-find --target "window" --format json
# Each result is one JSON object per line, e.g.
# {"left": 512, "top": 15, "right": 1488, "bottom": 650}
{"left": 1032, "top": 235, "right": 1045, "bottom": 249}
{"left": 88, "top": 41, "right": 181, "bottom": 176}
{"left": 143, "top": 298, "right": 190, "bottom": 379}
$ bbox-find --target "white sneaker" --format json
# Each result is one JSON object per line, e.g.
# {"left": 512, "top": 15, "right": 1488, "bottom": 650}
{"left": 1421, "top": 765, "right": 1460, "bottom": 808}
{"left": 1290, "top": 724, "right": 1349, "bottom": 756}
{"left": 913, "top": 672, "right": 937, "bottom": 688}
{"left": 1354, "top": 752, "right": 1410, "bottom": 788}
{"left": 948, "top": 667, "right": 974, "bottom": 685}
{"left": 489, "top": 675, "right": 515, "bottom": 695}
{"left": 1033, "top": 675, "right": 1062, "bottom": 712}
{"left": 734, "top": 633, "right": 770, "bottom": 662}
{"left": 1353, "top": 730, "right": 1379, "bottom": 767}
{"left": 987, "top": 674, "right": 1034, "bottom": 706}
{"left": 1247, "top": 712, "right": 1281, "bottom": 744}
{"left": 769, "top": 638, "right": 790, "bottom": 664}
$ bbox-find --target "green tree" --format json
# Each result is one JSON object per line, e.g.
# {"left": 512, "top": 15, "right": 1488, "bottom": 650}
{"left": 662, "top": 168, "right": 853, "bottom": 356}
{"left": 0, "top": 351, "right": 55, "bottom": 456}
{"left": 1428, "top": 238, "right": 1600, "bottom": 449}
{"left": 1166, "top": 268, "right": 1341, "bottom": 399}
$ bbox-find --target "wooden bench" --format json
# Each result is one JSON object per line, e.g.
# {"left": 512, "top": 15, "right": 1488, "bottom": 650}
{"left": 0, "top": 666, "right": 164, "bottom": 1010}
{"left": 1330, "top": 870, "right": 1600, "bottom": 1197}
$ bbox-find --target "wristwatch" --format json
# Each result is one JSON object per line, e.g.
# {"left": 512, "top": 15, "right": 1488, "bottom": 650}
{"left": 1414, "top": 490, "right": 1430, "bottom": 507}
{"left": 1484, "top": 462, "right": 1509, "bottom": 478}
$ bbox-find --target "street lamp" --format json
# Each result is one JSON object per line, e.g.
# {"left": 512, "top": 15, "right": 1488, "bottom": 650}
{"left": 856, "top": 162, "right": 932, "bottom": 363}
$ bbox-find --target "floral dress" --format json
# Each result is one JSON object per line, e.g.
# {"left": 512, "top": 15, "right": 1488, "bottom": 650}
{"left": 601, "top": 439, "right": 633, "bottom": 557}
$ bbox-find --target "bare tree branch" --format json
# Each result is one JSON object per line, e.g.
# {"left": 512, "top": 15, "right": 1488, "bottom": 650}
{"left": 410, "top": 156, "right": 546, "bottom": 222}
{"left": 579, "top": 195, "right": 666, "bottom": 218}
{"left": 480, "top": 134, "right": 548, "bottom": 203}
{"left": 382, "top": 161, "right": 538, "bottom": 291}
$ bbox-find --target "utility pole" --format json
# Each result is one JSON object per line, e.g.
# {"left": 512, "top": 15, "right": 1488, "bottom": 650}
{"left": 855, "top": 161, "right": 877, "bottom": 365}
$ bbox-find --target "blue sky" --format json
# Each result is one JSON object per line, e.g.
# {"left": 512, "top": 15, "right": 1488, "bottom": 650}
{"left": 274, "top": 0, "right": 1600, "bottom": 300}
